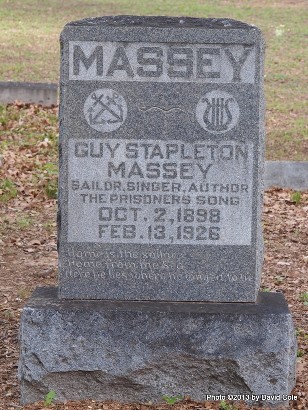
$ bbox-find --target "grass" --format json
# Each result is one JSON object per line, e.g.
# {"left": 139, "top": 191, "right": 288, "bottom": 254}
{"left": 0, "top": 178, "right": 18, "bottom": 201}
{"left": 44, "top": 390, "right": 57, "bottom": 406}
{"left": 162, "top": 395, "right": 183, "bottom": 404}
{"left": 16, "top": 287, "right": 32, "bottom": 300}
{"left": 219, "top": 401, "right": 238, "bottom": 410}
{"left": 15, "top": 215, "right": 32, "bottom": 229}
{"left": 0, "top": 0, "right": 307, "bottom": 160}
{"left": 291, "top": 191, "right": 302, "bottom": 204}
{"left": 299, "top": 292, "right": 308, "bottom": 306}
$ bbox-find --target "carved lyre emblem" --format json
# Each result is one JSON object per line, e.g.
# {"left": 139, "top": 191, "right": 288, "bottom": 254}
{"left": 202, "top": 97, "right": 234, "bottom": 132}
{"left": 196, "top": 91, "right": 239, "bottom": 134}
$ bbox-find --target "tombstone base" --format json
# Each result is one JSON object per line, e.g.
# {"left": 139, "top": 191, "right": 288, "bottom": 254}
{"left": 19, "top": 287, "right": 296, "bottom": 406}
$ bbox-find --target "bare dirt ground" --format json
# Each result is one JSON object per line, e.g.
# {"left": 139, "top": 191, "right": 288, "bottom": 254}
{"left": 0, "top": 104, "right": 307, "bottom": 409}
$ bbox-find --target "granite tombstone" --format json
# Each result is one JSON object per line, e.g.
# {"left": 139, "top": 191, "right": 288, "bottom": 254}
{"left": 58, "top": 16, "right": 264, "bottom": 302}
{"left": 19, "top": 17, "right": 296, "bottom": 406}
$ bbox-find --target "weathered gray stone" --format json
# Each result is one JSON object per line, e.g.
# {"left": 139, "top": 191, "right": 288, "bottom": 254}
{"left": 19, "top": 287, "right": 296, "bottom": 405}
{"left": 58, "top": 16, "right": 265, "bottom": 302}
{"left": 0, "top": 81, "right": 57, "bottom": 106}
{"left": 265, "top": 161, "right": 308, "bottom": 191}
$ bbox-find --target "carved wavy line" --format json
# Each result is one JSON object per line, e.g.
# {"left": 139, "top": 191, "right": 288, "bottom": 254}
{"left": 139, "top": 106, "right": 192, "bottom": 115}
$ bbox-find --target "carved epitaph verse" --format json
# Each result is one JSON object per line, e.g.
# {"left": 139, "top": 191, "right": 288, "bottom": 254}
{"left": 58, "top": 17, "right": 264, "bottom": 301}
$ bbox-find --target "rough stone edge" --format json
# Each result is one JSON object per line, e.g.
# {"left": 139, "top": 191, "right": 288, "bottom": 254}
{"left": 18, "top": 287, "right": 297, "bottom": 406}
{"left": 0, "top": 81, "right": 307, "bottom": 190}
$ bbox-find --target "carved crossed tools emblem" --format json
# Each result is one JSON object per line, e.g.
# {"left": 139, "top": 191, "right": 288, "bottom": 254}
{"left": 196, "top": 90, "right": 239, "bottom": 134}
{"left": 84, "top": 88, "right": 127, "bottom": 132}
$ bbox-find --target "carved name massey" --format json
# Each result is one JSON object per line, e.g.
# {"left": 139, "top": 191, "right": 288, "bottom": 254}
{"left": 69, "top": 41, "right": 256, "bottom": 83}
{"left": 67, "top": 139, "right": 254, "bottom": 245}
